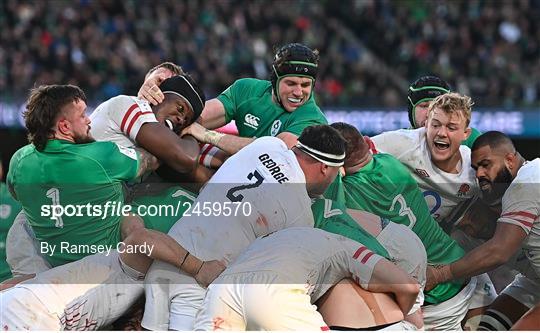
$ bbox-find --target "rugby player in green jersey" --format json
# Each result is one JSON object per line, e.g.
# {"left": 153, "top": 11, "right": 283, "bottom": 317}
{"left": 179, "top": 43, "right": 328, "bottom": 155}
{"left": 407, "top": 75, "right": 481, "bottom": 148}
{"left": 7, "top": 85, "right": 223, "bottom": 286}
{"left": 325, "top": 122, "right": 482, "bottom": 330}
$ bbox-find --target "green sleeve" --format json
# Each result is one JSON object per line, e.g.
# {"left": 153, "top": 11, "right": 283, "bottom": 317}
{"left": 462, "top": 127, "right": 482, "bottom": 148}
{"left": 217, "top": 79, "right": 249, "bottom": 124}
{"left": 93, "top": 142, "right": 140, "bottom": 182}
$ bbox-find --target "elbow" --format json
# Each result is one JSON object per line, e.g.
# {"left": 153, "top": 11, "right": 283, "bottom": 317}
{"left": 407, "top": 280, "right": 421, "bottom": 299}
{"left": 491, "top": 249, "right": 512, "bottom": 266}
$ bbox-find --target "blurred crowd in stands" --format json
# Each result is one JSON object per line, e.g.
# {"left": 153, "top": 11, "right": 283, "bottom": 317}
{"left": 1, "top": 0, "right": 538, "bottom": 108}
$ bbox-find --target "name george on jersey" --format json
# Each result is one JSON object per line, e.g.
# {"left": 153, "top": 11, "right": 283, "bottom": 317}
{"left": 258, "top": 153, "right": 290, "bottom": 183}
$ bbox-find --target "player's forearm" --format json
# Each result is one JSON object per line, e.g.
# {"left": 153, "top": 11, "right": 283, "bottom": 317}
{"left": 134, "top": 147, "right": 160, "bottom": 178}
{"left": 448, "top": 240, "right": 509, "bottom": 280}
{"left": 201, "top": 130, "right": 254, "bottom": 155}
{"left": 214, "top": 134, "right": 254, "bottom": 154}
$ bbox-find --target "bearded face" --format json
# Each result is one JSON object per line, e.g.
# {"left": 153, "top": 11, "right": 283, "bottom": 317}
{"left": 478, "top": 164, "right": 513, "bottom": 203}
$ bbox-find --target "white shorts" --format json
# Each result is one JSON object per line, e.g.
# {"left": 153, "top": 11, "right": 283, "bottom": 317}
{"left": 469, "top": 273, "right": 498, "bottom": 309}
{"left": 0, "top": 287, "right": 59, "bottom": 330}
{"left": 6, "top": 211, "right": 51, "bottom": 276}
{"left": 141, "top": 260, "right": 206, "bottom": 331}
{"left": 194, "top": 272, "right": 329, "bottom": 331}
{"left": 0, "top": 251, "right": 144, "bottom": 330}
{"left": 501, "top": 273, "right": 540, "bottom": 309}
{"left": 422, "top": 276, "right": 477, "bottom": 330}
{"left": 377, "top": 222, "right": 427, "bottom": 314}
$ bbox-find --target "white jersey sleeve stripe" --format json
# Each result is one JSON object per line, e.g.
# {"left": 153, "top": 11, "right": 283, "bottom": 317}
{"left": 120, "top": 103, "right": 139, "bottom": 133}
{"left": 126, "top": 111, "right": 153, "bottom": 137}
{"left": 360, "top": 251, "right": 375, "bottom": 264}
{"left": 352, "top": 246, "right": 368, "bottom": 260}
{"left": 501, "top": 211, "right": 537, "bottom": 221}
{"left": 499, "top": 217, "right": 533, "bottom": 230}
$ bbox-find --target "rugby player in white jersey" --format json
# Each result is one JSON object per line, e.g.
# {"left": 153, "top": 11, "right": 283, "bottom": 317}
{"left": 141, "top": 124, "right": 346, "bottom": 330}
{"left": 370, "top": 92, "right": 497, "bottom": 328}
{"left": 194, "top": 227, "right": 420, "bottom": 331}
{"left": 427, "top": 131, "right": 540, "bottom": 330}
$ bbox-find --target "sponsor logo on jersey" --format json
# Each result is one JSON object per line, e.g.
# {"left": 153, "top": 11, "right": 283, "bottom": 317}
{"left": 244, "top": 114, "right": 260, "bottom": 129}
{"left": 414, "top": 168, "right": 430, "bottom": 178}
{"left": 457, "top": 183, "right": 471, "bottom": 197}
{"left": 270, "top": 119, "right": 282, "bottom": 136}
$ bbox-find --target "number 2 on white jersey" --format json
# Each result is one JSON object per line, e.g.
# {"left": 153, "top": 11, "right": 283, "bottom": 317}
{"left": 390, "top": 194, "right": 417, "bottom": 229}
{"left": 46, "top": 188, "right": 63, "bottom": 228}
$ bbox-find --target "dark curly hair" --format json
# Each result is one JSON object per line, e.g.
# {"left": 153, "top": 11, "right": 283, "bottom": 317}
{"left": 24, "top": 84, "right": 87, "bottom": 151}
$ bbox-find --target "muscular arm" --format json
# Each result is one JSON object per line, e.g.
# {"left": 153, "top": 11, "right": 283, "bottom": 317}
{"left": 449, "top": 223, "right": 525, "bottom": 279}
{"left": 134, "top": 147, "right": 160, "bottom": 179}
{"left": 367, "top": 259, "right": 420, "bottom": 316}
{"left": 136, "top": 122, "right": 199, "bottom": 173}
{"left": 184, "top": 121, "right": 300, "bottom": 155}
{"left": 427, "top": 222, "right": 526, "bottom": 289}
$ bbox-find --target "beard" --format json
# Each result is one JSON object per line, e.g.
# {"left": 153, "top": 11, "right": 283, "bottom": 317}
{"left": 73, "top": 131, "right": 95, "bottom": 144}
{"left": 480, "top": 166, "right": 513, "bottom": 204}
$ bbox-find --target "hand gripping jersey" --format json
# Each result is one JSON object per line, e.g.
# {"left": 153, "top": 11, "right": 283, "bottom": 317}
{"left": 7, "top": 140, "right": 139, "bottom": 266}
{"left": 218, "top": 78, "right": 327, "bottom": 138}
{"left": 90, "top": 95, "right": 157, "bottom": 148}
{"left": 371, "top": 128, "right": 479, "bottom": 228}
{"left": 323, "top": 155, "right": 465, "bottom": 304}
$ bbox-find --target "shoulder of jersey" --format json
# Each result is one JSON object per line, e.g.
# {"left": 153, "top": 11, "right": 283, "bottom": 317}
{"left": 252, "top": 136, "right": 287, "bottom": 149}
{"left": 515, "top": 158, "right": 540, "bottom": 183}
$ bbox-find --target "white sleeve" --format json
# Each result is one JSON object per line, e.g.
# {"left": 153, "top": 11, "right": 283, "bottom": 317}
{"left": 108, "top": 96, "right": 158, "bottom": 142}
{"left": 343, "top": 240, "right": 383, "bottom": 289}
{"left": 498, "top": 183, "right": 539, "bottom": 234}
{"left": 370, "top": 129, "right": 419, "bottom": 158}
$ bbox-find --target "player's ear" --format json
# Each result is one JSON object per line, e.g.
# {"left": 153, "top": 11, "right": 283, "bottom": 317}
{"left": 56, "top": 117, "right": 72, "bottom": 137}
{"left": 320, "top": 162, "right": 329, "bottom": 175}
{"left": 463, "top": 127, "right": 472, "bottom": 140}
{"left": 504, "top": 151, "right": 518, "bottom": 171}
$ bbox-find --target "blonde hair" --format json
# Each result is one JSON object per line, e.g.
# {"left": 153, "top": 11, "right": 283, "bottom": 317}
{"left": 428, "top": 92, "right": 473, "bottom": 127}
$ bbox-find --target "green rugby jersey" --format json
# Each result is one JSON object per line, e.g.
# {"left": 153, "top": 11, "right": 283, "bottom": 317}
{"left": 218, "top": 78, "right": 327, "bottom": 137}
{"left": 7, "top": 140, "right": 139, "bottom": 266}
{"left": 311, "top": 198, "right": 389, "bottom": 258}
{"left": 462, "top": 127, "right": 482, "bottom": 148}
{"left": 325, "top": 153, "right": 466, "bottom": 304}
{"left": 0, "top": 182, "right": 21, "bottom": 280}
{"left": 131, "top": 185, "right": 195, "bottom": 233}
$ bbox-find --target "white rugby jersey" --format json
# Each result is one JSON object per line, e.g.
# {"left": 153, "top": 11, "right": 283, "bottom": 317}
{"left": 221, "top": 227, "right": 382, "bottom": 302}
{"left": 90, "top": 95, "right": 157, "bottom": 148}
{"left": 371, "top": 128, "right": 479, "bottom": 226}
{"left": 499, "top": 158, "right": 540, "bottom": 276}
{"left": 168, "top": 137, "right": 314, "bottom": 264}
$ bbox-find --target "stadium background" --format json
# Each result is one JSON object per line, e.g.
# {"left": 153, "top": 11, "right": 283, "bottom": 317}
{"left": 1, "top": 0, "right": 539, "bottom": 177}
